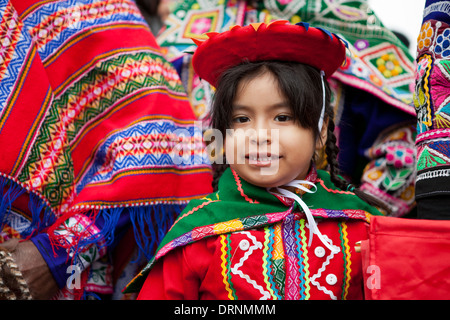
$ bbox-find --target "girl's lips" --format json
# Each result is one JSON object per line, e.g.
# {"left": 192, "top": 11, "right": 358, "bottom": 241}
{"left": 245, "top": 154, "right": 281, "bottom": 167}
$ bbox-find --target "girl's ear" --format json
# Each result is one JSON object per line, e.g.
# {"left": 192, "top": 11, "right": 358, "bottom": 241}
{"left": 315, "top": 117, "right": 328, "bottom": 151}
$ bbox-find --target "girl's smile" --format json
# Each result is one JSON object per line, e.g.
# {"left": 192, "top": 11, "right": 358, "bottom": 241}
{"left": 246, "top": 153, "right": 281, "bottom": 167}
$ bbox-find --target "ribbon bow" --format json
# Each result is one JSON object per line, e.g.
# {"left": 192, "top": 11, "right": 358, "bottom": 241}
{"left": 273, "top": 180, "right": 340, "bottom": 254}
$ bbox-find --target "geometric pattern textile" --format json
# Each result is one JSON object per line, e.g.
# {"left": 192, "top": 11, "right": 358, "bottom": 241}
{"left": 0, "top": 0, "right": 212, "bottom": 299}
{"left": 414, "top": 0, "right": 450, "bottom": 200}
{"left": 360, "top": 123, "right": 417, "bottom": 217}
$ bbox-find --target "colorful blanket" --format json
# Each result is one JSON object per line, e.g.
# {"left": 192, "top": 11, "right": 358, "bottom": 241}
{"left": 0, "top": 0, "right": 212, "bottom": 298}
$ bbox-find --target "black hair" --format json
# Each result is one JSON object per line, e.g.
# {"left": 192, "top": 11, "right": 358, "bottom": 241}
{"left": 210, "top": 60, "right": 390, "bottom": 213}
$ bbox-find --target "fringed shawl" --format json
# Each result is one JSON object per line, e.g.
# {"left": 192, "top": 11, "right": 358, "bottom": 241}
{"left": 0, "top": 0, "right": 212, "bottom": 298}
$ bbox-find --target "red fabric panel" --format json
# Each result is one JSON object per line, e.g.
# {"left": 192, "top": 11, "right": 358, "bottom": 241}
{"left": 74, "top": 170, "right": 212, "bottom": 206}
{"left": 0, "top": 49, "right": 52, "bottom": 176}
{"left": 363, "top": 215, "right": 450, "bottom": 300}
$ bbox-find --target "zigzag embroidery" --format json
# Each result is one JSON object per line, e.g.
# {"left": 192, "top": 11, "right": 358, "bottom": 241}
{"left": 297, "top": 219, "right": 310, "bottom": 299}
{"left": 416, "top": 167, "right": 450, "bottom": 182}
{"left": 309, "top": 232, "right": 340, "bottom": 300}
{"left": 220, "top": 234, "right": 235, "bottom": 300}
{"left": 230, "top": 231, "right": 270, "bottom": 300}
{"left": 266, "top": 225, "right": 282, "bottom": 299}
{"left": 232, "top": 169, "right": 259, "bottom": 204}
{"left": 340, "top": 222, "right": 351, "bottom": 300}
{"left": 2, "top": 209, "right": 31, "bottom": 235}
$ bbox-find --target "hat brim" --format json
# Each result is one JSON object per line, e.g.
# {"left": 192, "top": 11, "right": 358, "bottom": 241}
{"left": 192, "top": 21, "right": 347, "bottom": 88}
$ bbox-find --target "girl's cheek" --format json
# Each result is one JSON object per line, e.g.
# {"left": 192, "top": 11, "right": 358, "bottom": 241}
{"left": 224, "top": 137, "right": 238, "bottom": 163}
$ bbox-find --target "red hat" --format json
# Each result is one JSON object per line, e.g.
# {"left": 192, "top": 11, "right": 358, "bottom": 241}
{"left": 191, "top": 20, "right": 347, "bottom": 88}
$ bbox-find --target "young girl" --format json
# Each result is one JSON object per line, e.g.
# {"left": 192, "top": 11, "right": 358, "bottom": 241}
{"left": 125, "top": 21, "right": 384, "bottom": 300}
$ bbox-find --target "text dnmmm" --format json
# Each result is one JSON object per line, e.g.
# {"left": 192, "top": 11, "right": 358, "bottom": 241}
{"left": 218, "top": 304, "right": 275, "bottom": 315}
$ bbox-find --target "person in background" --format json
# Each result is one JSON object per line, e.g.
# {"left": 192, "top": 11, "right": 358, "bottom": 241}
{"left": 135, "top": 0, "right": 175, "bottom": 35}
{"left": 414, "top": 0, "right": 450, "bottom": 220}
{"left": 0, "top": 0, "right": 212, "bottom": 300}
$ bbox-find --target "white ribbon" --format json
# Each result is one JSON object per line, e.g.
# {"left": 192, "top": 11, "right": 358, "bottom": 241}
{"left": 318, "top": 70, "right": 326, "bottom": 133}
{"left": 272, "top": 180, "right": 340, "bottom": 254}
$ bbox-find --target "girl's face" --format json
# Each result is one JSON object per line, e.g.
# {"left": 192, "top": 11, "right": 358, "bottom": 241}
{"left": 224, "top": 71, "right": 326, "bottom": 188}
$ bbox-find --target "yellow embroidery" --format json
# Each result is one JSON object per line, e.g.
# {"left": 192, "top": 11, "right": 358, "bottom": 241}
{"left": 262, "top": 227, "right": 276, "bottom": 299}
{"left": 299, "top": 219, "right": 310, "bottom": 299}
{"left": 341, "top": 222, "right": 352, "bottom": 300}
{"left": 213, "top": 218, "right": 243, "bottom": 234}
{"left": 220, "top": 235, "right": 234, "bottom": 299}
{"left": 272, "top": 223, "right": 284, "bottom": 260}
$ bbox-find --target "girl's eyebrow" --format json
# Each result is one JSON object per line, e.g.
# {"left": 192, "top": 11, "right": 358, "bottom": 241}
{"left": 231, "top": 104, "right": 250, "bottom": 111}
{"left": 232, "top": 102, "right": 290, "bottom": 111}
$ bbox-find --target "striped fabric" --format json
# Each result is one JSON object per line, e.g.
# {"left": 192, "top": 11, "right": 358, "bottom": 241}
{"left": 0, "top": 0, "right": 212, "bottom": 299}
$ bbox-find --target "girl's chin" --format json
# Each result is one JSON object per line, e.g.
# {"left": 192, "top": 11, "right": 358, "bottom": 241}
{"left": 236, "top": 172, "right": 293, "bottom": 189}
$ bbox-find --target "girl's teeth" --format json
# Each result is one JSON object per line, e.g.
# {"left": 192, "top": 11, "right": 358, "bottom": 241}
{"left": 250, "top": 156, "right": 272, "bottom": 161}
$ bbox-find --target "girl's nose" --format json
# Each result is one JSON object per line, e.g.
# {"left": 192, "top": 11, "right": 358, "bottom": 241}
{"left": 249, "top": 128, "right": 271, "bottom": 145}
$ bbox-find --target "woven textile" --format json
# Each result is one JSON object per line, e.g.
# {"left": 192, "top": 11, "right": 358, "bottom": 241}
{"left": 0, "top": 0, "right": 212, "bottom": 299}
{"left": 360, "top": 122, "right": 417, "bottom": 217}
{"left": 414, "top": 0, "right": 450, "bottom": 209}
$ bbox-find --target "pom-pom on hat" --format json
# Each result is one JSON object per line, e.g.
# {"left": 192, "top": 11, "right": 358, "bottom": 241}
{"left": 191, "top": 20, "right": 348, "bottom": 88}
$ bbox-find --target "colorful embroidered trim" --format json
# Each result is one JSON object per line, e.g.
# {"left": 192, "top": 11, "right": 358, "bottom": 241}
{"left": 266, "top": 225, "right": 282, "bottom": 300}
{"left": 296, "top": 219, "right": 310, "bottom": 300}
{"left": 156, "top": 207, "right": 293, "bottom": 261}
{"left": 232, "top": 168, "right": 259, "bottom": 204}
{"left": 220, "top": 234, "right": 235, "bottom": 300}
{"left": 262, "top": 227, "right": 276, "bottom": 299}
{"left": 283, "top": 213, "right": 300, "bottom": 300}
{"left": 339, "top": 221, "right": 351, "bottom": 300}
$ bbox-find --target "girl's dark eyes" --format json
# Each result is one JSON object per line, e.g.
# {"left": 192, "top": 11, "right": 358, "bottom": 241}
{"left": 232, "top": 114, "right": 293, "bottom": 123}
{"left": 275, "top": 115, "right": 292, "bottom": 122}
{"left": 232, "top": 116, "right": 250, "bottom": 123}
